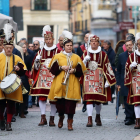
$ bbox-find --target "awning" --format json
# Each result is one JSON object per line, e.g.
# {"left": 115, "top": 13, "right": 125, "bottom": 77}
{"left": 0, "top": 13, "right": 18, "bottom": 32}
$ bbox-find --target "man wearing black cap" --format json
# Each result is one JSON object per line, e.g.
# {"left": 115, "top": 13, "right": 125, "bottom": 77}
{"left": 0, "top": 23, "right": 27, "bottom": 131}
{"left": 116, "top": 36, "right": 135, "bottom": 125}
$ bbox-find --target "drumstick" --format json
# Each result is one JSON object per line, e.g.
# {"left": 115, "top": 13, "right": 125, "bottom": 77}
{"left": 0, "top": 62, "right": 20, "bottom": 82}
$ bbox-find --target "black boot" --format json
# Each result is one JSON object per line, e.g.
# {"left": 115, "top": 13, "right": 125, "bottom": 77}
{"left": 0, "top": 120, "right": 5, "bottom": 130}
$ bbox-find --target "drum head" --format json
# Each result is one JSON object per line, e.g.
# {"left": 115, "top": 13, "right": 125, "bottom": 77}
{"left": 1, "top": 74, "right": 17, "bottom": 89}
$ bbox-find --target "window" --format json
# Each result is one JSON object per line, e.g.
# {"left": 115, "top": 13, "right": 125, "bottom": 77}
{"left": 27, "top": 25, "right": 53, "bottom": 43}
{"left": 31, "top": 0, "right": 51, "bottom": 11}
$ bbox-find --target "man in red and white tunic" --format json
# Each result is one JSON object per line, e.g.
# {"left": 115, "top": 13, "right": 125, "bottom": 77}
{"left": 30, "top": 25, "right": 60, "bottom": 126}
{"left": 124, "top": 32, "right": 140, "bottom": 129}
{"left": 82, "top": 35, "right": 116, "bottom": 127}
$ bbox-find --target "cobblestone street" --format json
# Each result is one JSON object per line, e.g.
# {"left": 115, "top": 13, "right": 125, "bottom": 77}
{"left": 0, "top": 102, "right": 140, "bottom": 140}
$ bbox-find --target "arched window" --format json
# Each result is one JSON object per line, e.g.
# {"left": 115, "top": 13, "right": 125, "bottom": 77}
{"left": 31, "top": 0, "right": 51, "bottom": 11}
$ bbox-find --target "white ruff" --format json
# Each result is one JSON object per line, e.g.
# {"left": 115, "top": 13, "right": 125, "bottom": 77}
{"left": 44, "top": 44, "right": 56, "bottom": 51}
{"left": 135, "top": 49, "right": 140, "bottom": 56}
{"left": 63, "top": 51, "right": 72, "bottom": 57}
{"left": 88, "top": 46, "right": 101, "bottom": 54}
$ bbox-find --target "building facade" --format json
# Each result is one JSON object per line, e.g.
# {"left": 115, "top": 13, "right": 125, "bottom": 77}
{"left": 10, "top": 0, "right": 69, "bottom": 44}
{"left": 90, "top": 0, "right": 117, "bottom": 49}
{"left": 69, "top": 0, "right": 91, "bottom": 45}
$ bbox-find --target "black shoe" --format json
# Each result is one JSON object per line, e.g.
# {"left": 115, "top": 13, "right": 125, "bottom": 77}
{"left": 24, "top": 110, "right": 28, "bottom": 115}
{"left": 82, "top": 105, "right": 86, "bottom": 112}
{"left": 103, "top": 102, "right": 108, "bottom": 105}
{"left": 11, "top": 116, "right": 16, "bottom": 122}
{"left": 32, "top": 102, "right": 36, "bottom": 105}
{"left": 0, "top": 120, "right": 5, "bottom": 130}
{"left": 28, "top": 105, "right": 32, "bottom": 108}
{"left": 125, "top": 120, "right": 135, "bottom": 125}
{"left": 36, "top": 103, "right": 39, "bottom": 107}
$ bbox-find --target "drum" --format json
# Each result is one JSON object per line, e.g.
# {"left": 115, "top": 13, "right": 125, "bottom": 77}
{"left": 0, "top": 73, "right": 21, "bottom": 94}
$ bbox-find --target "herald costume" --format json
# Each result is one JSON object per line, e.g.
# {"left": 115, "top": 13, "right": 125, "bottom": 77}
{"left": 48, "top": 31, "right": 87, "bottom": 130}
{"left": 30, "top": 25, "right": 60, "bottom": 126}
{"left": 124, "top": 32, "right": 140, "bottom": 129}
{"left": 82, "top": 35, "right": 116, "bottom": 127}
{"left": 0, "top": 23, "right": 27, "bottom": 131}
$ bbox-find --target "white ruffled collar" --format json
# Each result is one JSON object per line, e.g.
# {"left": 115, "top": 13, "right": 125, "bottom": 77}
{"left": 135, "top": 49, "right": 140, "bottom": 56}
{"left": 88, "top": 46, "right": 101, "bottom": 53}
{"left": 63, "top": 51, "right": 73, "bottom": 57}
{"left": 44, "top": 44, "right": 56, "bottom": 51}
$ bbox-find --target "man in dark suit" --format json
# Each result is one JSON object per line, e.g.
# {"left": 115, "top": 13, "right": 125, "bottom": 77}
{"left": 103, "top": 40, "right": 116, "bottom": 103}
{"left": 116, "top": 36, "right": 135, "bottom": 125}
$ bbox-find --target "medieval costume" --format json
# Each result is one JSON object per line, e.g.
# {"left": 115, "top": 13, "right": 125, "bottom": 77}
{"left": 48, "top": 30, "right": 87, "bottom": 130}
{"left": 124, "top": 33, "right": 140, "bottom": 129}
{"left": 0, "top": 33, "right": 26, "bottom": 131}
{"left": 30, "top": 25, "right": 60, "bottom": 126}
{"left": 82, "top": 35, "right": 116, "bottom": 127}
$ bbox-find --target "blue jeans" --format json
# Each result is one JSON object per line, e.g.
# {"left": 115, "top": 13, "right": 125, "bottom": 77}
{"left": 28, "top": 95, "right": 32, "bottom": 106}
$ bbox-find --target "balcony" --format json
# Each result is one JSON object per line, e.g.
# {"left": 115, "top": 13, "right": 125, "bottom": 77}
{"left": 31, "top": 0, "right": 51, "bottom": 11}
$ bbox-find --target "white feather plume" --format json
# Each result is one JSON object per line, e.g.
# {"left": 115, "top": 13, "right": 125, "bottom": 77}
{"left": 42, "top": 25, "right": 51, "bottom": 37}
{"left": 62, "top": 30, "right": 73, "bottom": 40}
{"left": 136, "top": 32, "right": 140, "bottom": 42}
{"left": 40, "top": 41, "right": 44, "bottom": 49}
{"left": 89, "top": 34, "right": 94, "bottom": 42}
{"left": 3, "top": 23, "right": 13, "bottom": 43}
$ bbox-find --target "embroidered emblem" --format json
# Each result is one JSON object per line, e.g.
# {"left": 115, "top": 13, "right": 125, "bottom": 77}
{"left": 107, "top": 63, "right": 114, "bottom": 76}
{"left": 88, "top": 61, "right": 98, "bottom": 71}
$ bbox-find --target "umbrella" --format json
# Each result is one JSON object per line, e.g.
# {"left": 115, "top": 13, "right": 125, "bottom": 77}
{"left": 116, "top": 87, "right": 121, "bottom": 119}
{"left": 0, "top": 13, "right": 18, "bottom": 32}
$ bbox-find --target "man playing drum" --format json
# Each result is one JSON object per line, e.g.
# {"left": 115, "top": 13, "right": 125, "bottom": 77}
{"left": 30, "top": 25, "right": 61, "bottom": 126}
{"left": 82, "top": 35, "right": 116, "bottom": 127}
{"left": 0, "top": 36, "right": 26, "bottom": 131}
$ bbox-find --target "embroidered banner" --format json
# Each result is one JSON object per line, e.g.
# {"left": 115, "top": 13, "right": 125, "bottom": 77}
{"left": 36, "top": 59, "right": 54, "bottom": 89}
{"left": 132, "top": 71, "right": 140, "bottom": 95}
{"left": 84, "top": 69, "right": 104, "bottom": 94}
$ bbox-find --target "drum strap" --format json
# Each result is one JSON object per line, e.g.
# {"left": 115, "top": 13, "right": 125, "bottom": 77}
{"left": 13, "top": 54, "right": 15, "bottom": 69}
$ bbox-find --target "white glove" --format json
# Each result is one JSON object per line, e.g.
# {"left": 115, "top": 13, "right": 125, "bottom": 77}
{"left": 34, "top": 61, "right": 40, "bottom": 70}
{"left": 130, "top": 62, "right": 137, "bottom": 70}
{"left": 84, "top": 55, "right": 91, "bottom": 61}
{"left": 83, "top": 55, "right": 91, "bottom": 66}
{"left": 36, "top": 55, "right": 42, "bottom": 60}
{"left": 105, "top": 81, "right": 110, "bottom": 88}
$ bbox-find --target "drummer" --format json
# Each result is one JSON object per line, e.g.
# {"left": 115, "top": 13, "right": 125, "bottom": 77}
{"left": 0, "top": 38, "right": 27, "bottom": 131}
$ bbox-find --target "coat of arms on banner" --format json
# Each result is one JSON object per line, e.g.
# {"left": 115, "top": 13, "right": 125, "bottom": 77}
{"left": 132, "top": 71, "right": 140, "bottom": 95}
{"left": 84, "top": 69, "right": 104, "bottom": 94}
{"left": 36, "top": 59, "right": 54, "bottom": 88}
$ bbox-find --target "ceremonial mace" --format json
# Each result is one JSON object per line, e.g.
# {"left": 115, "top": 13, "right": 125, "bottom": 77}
{"left": 133, "top": 42, "right": 137, "bottom": 62}
{"left": 87, "top": 34, "right": 90, "bottom": 56}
